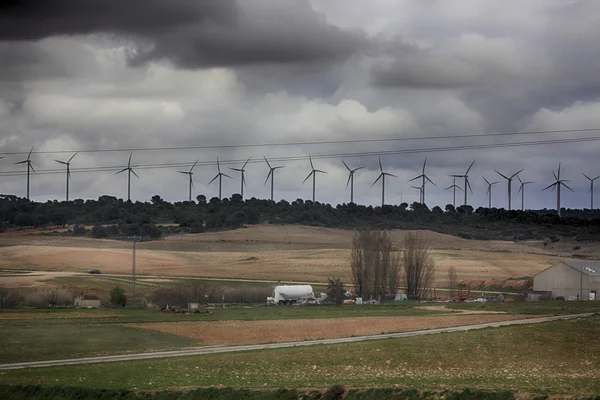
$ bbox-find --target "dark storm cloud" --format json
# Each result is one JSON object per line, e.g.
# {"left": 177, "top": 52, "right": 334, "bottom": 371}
{"left": 0, "top": 0, "right": 367, "bottom": 68}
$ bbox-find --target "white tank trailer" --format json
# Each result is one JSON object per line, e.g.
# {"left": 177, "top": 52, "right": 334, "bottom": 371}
{"left": 267, "top": 285, "right": 315, "bottom": 305}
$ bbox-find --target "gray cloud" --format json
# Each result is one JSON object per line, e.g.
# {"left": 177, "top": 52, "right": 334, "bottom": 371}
{"left": 0, "top": 0, "right": 367, "bottom": 68}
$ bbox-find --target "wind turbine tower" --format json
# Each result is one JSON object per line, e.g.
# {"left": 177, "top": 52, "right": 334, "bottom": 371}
{"left": 408, "top": 157, "right": 435, "bottom": 205}
{"left": 264, "top": 156, "right": 285, "bottom": 201}
{"left": 54, "top": 152, "right": 78, "bottom": 202}
{"left": 543, "top": 163, "right": 573, "bottom": 218}
{"left": 342, "top": 159, "right": 364, "bottom": 204}
{"left": 177, "top": 160, "right": 198, "bottom": 202}
{"left": 302, "top": 155, "right": 327, "bottom": 202}
{"left": 517, "top": 176, "right": 533, "bottom": 211}
{"left": 482, "top": 176, "right": 499, "bottom": 209}
{"left": 445, "top": 176, "right": 463, "bottom": 208}
{"left": 230, "top": 157, "right": 252, "bottom": 200}
{"left": 451, "top": 160, "right": 475, "bottom": 206}
{"left": 583, "top": 173, "right": 600, "bottom": 209}
{"left": 14, "top": 147, "right": 35, "bottom": 200}
{"left": 116, "top": 152, "right": 139, "bottom": 202}
{"left": 495, "top": 169, "right": 523, "bottom": 211}
{"left": 209, "top": 158, "right": 232, "bottom": 200}
{"left": 372, "top": 157, "right": 396, "bottom": 207}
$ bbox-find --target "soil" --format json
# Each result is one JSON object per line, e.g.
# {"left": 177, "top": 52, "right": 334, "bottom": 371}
{"left": 128, "top": 313, "right": 536, "bottom": 346}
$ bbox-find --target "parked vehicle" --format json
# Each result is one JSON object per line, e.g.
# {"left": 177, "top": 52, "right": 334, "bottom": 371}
{"left": 267, "top": 285, "right": 315, "bottom": 305}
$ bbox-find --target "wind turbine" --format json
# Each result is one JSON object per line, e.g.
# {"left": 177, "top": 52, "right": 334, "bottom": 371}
{"left": 445, "top": 176, "right": 463, "bottom": 208}
{"left": 582, "top": 173, "right": 600, "bottom": 209}
{"left": 451, "top": 160, "right": 475, "bottom": 206}
{"left": 543, "top": 163, "right": 573, "bottom": 218}
{"left": 372, "top": 157, "right": 396, "bottom": 207}
{"left": 517, "top": 176, "right": 533, "bottom": 211}
{"left": 116, "top": 152, "right": 139, "bottom": 202}
{"left": 230, "top": 157, "right": 251, "bottom": 200}
{"left": 342, "top": 159, "right": 364, "bottom": 204}
{"left": 14, "top": 147, "right": 35, "bottom": 200}
{"left": 408, "top": 157, "right": 435, "bottom": 205}
{"left": 482, "top": 176, "right": 499, "bottom": 209}
{"left": 177, "top": 160, "right": 198, "bottom": 202}
{"left": 209, "top": 158, "right": 232, "bottom": 200}
{"left": 302, "top": 155, "right": 327, "bottom": 202}
{"left": 264, "top": 156, "right": 285, "bottom": 201}
{"left": 495, "top": 169, "right": 523, "bottom": 211}
{"left": 54, "top": 152, "right": 78, "bottom": 202}
{"left": 411, "top": 185, "right": 424, "bottom": 203}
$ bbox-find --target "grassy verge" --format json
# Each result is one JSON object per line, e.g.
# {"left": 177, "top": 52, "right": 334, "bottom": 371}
{"left": 445, "top": 300, "right": 600, "bottom": 315}
{"left": 1, "top": 316, "right": 598, "bottom": 395}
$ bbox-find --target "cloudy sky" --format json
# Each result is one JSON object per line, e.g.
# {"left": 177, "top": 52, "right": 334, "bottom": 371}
{"left": 1, "top": 0, "right": 600, "bottom": 210}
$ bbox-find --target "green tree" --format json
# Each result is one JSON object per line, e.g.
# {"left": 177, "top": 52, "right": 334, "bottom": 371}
{"left": 326, "top": 277, "right": 345, "bottom": 306}
{"left": 110, "top": 286, "right": 127, "bottom": 307}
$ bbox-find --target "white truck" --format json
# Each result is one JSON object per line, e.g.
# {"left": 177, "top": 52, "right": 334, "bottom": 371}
{"left": 267, "top": 285, "right": 316, "bottom": 305}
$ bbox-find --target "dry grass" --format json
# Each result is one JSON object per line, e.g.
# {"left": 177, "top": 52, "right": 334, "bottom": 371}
{"left": 128, "top": 313, "right": 535, "bottom": 346}
{"left": 0, "top": 225, "right": 576, "bottom": 286}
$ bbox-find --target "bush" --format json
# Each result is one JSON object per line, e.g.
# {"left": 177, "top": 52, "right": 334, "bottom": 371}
{"left": 110, "top": 285, "right": 127, "bottom": 307}
{"left": 323, "top": 384, "right": 345, "bottom": 400}
{"left": 0, "top": 287, "right": 22, "bottom": 308}
{"left": 72, "top": 224, "right": 87, "bottom": 236}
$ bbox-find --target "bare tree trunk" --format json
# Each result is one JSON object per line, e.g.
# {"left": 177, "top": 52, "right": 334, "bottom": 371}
{"left": 402, "top": 232, "right": 436, "bottom": 296}
{"left": 447, "top": 266, "right": 458, "bottom": 298}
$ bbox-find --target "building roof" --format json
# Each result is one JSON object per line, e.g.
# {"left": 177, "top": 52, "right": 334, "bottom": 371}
{"left": 562, "top": 261, "right": 600, "bottom": 276}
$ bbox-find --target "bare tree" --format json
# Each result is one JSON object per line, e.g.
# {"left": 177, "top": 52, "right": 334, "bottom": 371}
{"left": 350, "top": 230, "right": 401, "bottom": 301}
{"left": 402, "top": 232, "right": 436, "bottom": 296}
{"left": 447, "top": 266, "right": 458, "bottom": 298}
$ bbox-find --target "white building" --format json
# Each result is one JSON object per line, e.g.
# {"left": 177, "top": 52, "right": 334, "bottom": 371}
{"left": 533, "top": 261, "right": 600, "bottom": 300}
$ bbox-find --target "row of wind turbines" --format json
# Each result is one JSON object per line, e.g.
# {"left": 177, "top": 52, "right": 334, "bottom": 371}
{"left": 4, "top": 148, "right": 600, "bottom": 217}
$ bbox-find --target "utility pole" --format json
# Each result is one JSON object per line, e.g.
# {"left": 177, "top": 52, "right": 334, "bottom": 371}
{"left": 580, "top": 265, "right": 583, "bottom": 301}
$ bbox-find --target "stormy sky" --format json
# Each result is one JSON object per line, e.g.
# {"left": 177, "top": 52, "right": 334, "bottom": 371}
{"left": 1, "top": 0, "right": 600, "bottom": 210}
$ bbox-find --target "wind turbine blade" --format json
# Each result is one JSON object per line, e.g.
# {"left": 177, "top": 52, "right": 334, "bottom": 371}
{"left": 386, "top": 173, "right": 397, "bottom": 178}
{"left": 273, "top": 166, "right": 285, "bottom": 170}
{"left": 408, "top": 175, "right": 422, "bottom": 183}
{"left": 242, "top": 157, "right": 251, "bottom": 169}
{"left": 510, "top": 169, "right": 524, "bottom": 179}
{"left": 309, "top": 154, "right": 314, "bottom": 170}
{"left": 517, "top": 176, "right": 523, "bottom": 184}
{"left": 216, "top": 158, "right": 221, "bottom": 173}
{"left": 177, "top": 171, "right": 189, "bottom": 175}
{"left": 222, "top": 173, "right": 233, "bottom": 179}
{"left": 302, "top": 171, "right": 313, "bottom": 184}
{"left": 444, "top": 185, "right": 453, "bottom": 191}
{"left": 68, "top": 152, "right": 78, "bottom": 163}
{"left": 466, "top": 160, "right": 475, "bottom": 175}
{"left": 131, "top": 169, "right": 140, "bottom": 179}
{"left": 517, "top": 185, "right": 523, "bottom": 195}
{"left": 341, "top": 159, "right": 351, "bottom": 172}
{"left": 562, "top": 182, "right": 574, "bottom": 192}
{"left": 426, "top": 176, "right": 436, "bottom": 186}
{"left": 54, "top": 160, "right": 67, "bottom": 165}
{"left": 495, "top": 170, "right": 509, "bottom": 180}
{"left": 191, "top": 177, "right": 194, "bottom": 188}
{"left": 15, "top": 160, "right": 27, "bottom": 164}
{"left": 372, "top": 174, "right": 382, "bottom": 187}
{"left": 116, "top": 168, "right": 128, "bottom": 174}
{"left": 230, "top": 168, "right": 242, "bottom": 172}
{"left": 315, "top": 169, "right": 327, "bottom": 174}
{"left": 264, "top": 170, "right": 272, "bottom": 185}
{"left": 209, "top": 174, "right": 219, "bottom": 185}
{"left": 128, "top": 153, "right": 132, "bottom": 168}
{"left": 482, "top": 176, "right": 490, "bottom": 185}
{"left": 491, "top": 181, "right": 500, "bottom": 185}
{"left": 466, "top": 178, "right": 472, "bottom": 193}
{"left": 346, "top": 173, "right": 352, "bottom": 189}
{"left": 67, "top": 170, "right": 71, "bottom": 180}
{"left": 594, "top": 176, "right": 600, "bottom": 181}
{"left": 422, "top": 157, "right": 427, "bottom": 173}
{"left": 27, "top": 146, "right": 34, "bottom": 160}
{"left": 29, "top": 164, "right": 36, "bottom": 173}
{"left": 353, "top": 166, "right": 365, "bottom": 172}
{"left": 242, "top": 174, "right": 247, "bottom": 187}
{"left": 378, "top": 157, "right": 383, "bottom": 173}
{"left": 557, "top": 162, "right": 561, "bottom": 179}
{"left": 190, "top": 160, "right": 198, "bottom": 173}
{"left": 456, "top": 186, "right": 464, "bottom": 192}
{"left": 542, "top": 182, "right": 557, "bottom": 191}
{"left": 263, "top": 156, "right": 271, "bottom": 169}
{"left": 552, "top": 171, "right": 558, "bottom": 181}
{"left": 583, "top": 173, "right": 591, "bottom": 181}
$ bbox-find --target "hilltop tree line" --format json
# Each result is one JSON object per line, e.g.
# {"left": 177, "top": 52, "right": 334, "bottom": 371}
{"left": 1, "top": 193, "right": 599, "bottom": 241}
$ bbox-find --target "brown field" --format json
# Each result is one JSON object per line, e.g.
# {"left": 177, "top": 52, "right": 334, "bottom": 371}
{"left": 128, "top": 312, "right": 535, "bottom": 346}
{"left": 0, "top": 225, "right": 581, "bottom": 288}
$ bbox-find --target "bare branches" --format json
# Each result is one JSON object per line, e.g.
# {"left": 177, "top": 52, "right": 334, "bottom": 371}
{"left": 402, "top": 232, "right": 436, "bottom": 296}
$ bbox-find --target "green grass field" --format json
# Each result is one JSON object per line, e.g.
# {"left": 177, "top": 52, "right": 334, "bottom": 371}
{"left": 1, "top": 316, "right": 598, "bottom": 395}
{"left": 0, "top": 305, "right": 448, "bottom": 363}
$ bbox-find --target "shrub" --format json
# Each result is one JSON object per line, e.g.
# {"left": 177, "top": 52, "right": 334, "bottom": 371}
{"left": 26, "top": 287, "right": 72, "bottom": 308}
{"left": 110, "top": 285, "right": 127, "bottom": 307}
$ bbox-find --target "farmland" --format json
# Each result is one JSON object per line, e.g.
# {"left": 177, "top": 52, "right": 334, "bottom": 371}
{"left": 1, "top": 315, "right": 598, "bottom": 395}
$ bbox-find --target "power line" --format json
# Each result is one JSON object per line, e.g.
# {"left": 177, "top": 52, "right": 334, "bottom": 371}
{"left": 1, "top": 134, "right": 598, "bottom": 177}
{"left": 0, "top": 127, "right": 599, "bottom": 156}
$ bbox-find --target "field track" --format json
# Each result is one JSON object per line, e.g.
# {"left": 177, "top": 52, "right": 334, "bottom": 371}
{"left": 0, "top": 313, "right": 592, "bottom": 371}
